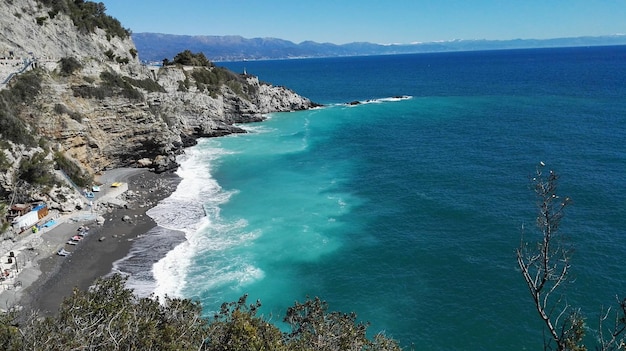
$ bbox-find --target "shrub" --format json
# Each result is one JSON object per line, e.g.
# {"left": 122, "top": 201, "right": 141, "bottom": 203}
{"left": 0, "top": 149, "right": 11, "bottom": 171}
{"left": 104, "top": 49, "right": 115, "bottom": 60}
{"left": 35, "top": 16, "right": 47, "bottom": 25}
{"left": 9, "top": 70, "right": 42, "bottom": 103}
{"left": 0, "top": 71, "right": 42, "bottom": 146}
{"left": 54, "top": 152, "right": 92, "bottom": 188}
{"left": 73, "top": 71, "right": 144, "bottom": 101}
{"left": 54, "top": 103, "right": 83, "bottom": 122}
{"left": 172, "top": 50, "right": 213, "bottom": 67}
{"left": 18, "top": 151, "right": 56, "bottom": 187}
{"left": 36, "top": 0, "right": 130, "bottom": 39}
{"left": 124, "top": 77, "right": 165, "bottom": 93}
{"left": 1, "top": 275, "right": 402, "bottom": 350}
{"left": 115, "top": 56, "right": 129, "bottom": 64}
{"left": 58, "top": 57, "right": 82, "bottom": 76}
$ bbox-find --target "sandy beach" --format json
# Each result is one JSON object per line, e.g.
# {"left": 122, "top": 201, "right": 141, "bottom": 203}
{"left": 0, "top": 168, "right": 180, "bottom": 315}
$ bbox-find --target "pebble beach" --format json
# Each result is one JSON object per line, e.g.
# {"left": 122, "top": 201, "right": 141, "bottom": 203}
{"left": 0, "top": 168, "right": 180, "bottom": 315}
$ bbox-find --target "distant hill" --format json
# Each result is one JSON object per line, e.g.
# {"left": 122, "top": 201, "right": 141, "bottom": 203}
{"left": 132, "top": 33, "right": 626, "bottom": 62}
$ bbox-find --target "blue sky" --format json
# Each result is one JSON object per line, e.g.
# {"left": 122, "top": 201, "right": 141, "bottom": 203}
{"left": 100, "top": 0, "right": 626, "bottom": 44}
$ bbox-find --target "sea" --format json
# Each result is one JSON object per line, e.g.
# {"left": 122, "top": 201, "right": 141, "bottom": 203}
{"left": 114, "top": 46, "right": 626, "bottom": 350}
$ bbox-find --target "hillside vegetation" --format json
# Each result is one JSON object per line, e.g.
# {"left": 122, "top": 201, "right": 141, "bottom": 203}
{"left": 0, "top": 275, "right": 401, "bottom": 350}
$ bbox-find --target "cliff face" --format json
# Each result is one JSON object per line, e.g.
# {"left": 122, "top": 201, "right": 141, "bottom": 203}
{"left": 0, "top": 0, "right": 133, "bottom": 61}
{"left": 24, "top": 63, "right": 313, "bottom": 173}
{"left": 0, "top": 0, "right": 316, "bottom": 215}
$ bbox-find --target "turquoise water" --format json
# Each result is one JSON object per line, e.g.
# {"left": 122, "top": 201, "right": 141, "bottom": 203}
{"left": 123, "top": 46, "right": 626, "bottom": 350}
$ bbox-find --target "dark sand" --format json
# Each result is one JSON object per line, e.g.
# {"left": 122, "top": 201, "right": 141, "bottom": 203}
{"left": 21, "top": 170, "right": 180, "bottom": 315}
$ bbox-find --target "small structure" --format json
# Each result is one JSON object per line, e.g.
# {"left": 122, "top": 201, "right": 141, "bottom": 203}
{"left": 8, "top": 204, "right": 30, "bottom": 218}
{"left": 10, "top": 203, "right": 48, "bottom": 233}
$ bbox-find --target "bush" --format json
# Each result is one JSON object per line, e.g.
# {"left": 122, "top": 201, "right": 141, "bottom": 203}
{"left": 1, "top": 275, "right": 402, "bottom": 350}
{"left": 18, "top": 151, "right": 56, "bottom": 187}
{"left": 100, "top": 71, "right": 142, "bottom": 100}
{"left": 58, "top": 57, "right": 82, "bottom": 76}
{"left": 104, "top": 49, "right": 115, "bottom": 60}
{"left": 53, "top": 104, "right": 83, "bottom": 122}
{"left": 171, "top": 50, "right": 213, "bottom": 67}
{"left": 53, "top": 152, "right": 92, "bottom": 188}
{"left": 73, "top": 71, "right": 144, "bottom": 101}
{"left": 115, "top": 56, "right": 129, "bottom": 64}
{"left": 0, "top": 71, "right": 42, "bottom": 146}
{"left": 0, "top": 149, "right": 11, "bottom": 171}
{"left": 18, "top": 275, "right": 209, "bottom": 350}
{"left": 124, "top": 77, "right": 165, "bottom": 93}
{"left": 9, "top": 70, "right": 42, "bottom": 103}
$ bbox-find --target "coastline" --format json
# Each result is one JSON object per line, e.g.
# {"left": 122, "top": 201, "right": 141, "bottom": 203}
{"left": 0, "top": 168, "right": 180, "bottom": 315}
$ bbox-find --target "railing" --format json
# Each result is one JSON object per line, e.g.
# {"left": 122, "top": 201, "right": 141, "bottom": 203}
{"left": 0, "top": 58, "right": 35, "bottom": 88}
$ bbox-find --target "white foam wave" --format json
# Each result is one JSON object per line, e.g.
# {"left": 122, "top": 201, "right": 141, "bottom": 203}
{"left": 150, "top": 141, "right": 241, "bottom": 299}
{"left": 345, "top": 95, "right": 413, "bottom": 107}
{"left": 153, "top": 218, "right": 263, "bottom": 299}
{"left": 237, "top": 123, "right": 274, "bottom": 134}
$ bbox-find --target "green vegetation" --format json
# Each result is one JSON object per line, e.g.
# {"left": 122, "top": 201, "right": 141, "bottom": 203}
{"left": 35, "top": 16, "right": 47, "bottom": 25}
{"left": 17, "top": 151, "right": 56, "bottom": 187}
{"left": 72, "top": 71, "right": 145, "bottom": 101}
{"left": 0, "top": 148, "right": 11, "bottom": 171}
{"left": 164, "top": 50, "right": 258, "bottom": 97}
{"left": 53, "top": 103, "right": 83, "bottom": 122}
{"left": 0, "top": 275, "right": 400, "bottom": 350}
{"left": 177, "top": 79, "right": 189, "bottom": 92}
{"left": 104, "top": 49, "right": 115, "bottom": 60}
{"left": 517, "top": 164, "right": 626, "bottom": 350}
{"left": 0, "top": 202, "right": 10, "bottom": 233}
{"left": 124, "top": 76, "right": 165, "bottom": 93}
{"left": 53, "top": 152, "right": 92, "bottom": 188}
{"left": 36, "top": 0, "right": 130, "bottom": 39}
{"left": 0, "top": 70, "right": 42, "bottom": 147}
{"left": 168, "top": 50, "right": 213, "bottom": 67}
{"left": 58, "top": 57, "right": 82, "bottom": 76}
{"left": 187, "top": 66, "right": 255, "bottom": 98}
{"left": 115, "top": 56, "right": 129, "bottom": 64}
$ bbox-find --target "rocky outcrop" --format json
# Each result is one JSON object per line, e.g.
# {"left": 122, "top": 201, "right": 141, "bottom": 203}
{"left": 0, "top": 0, "right": 317, "bottom": 215}
{"left": 22, "top": 62, "right": 316, "bottom": 174}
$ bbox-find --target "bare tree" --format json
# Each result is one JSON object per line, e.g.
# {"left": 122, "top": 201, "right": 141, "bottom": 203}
{"left": 597, "top": 297, "right": 626, "bottom": 351}
{"left": 516, "top": 163, "right": 582, "bottom": 351}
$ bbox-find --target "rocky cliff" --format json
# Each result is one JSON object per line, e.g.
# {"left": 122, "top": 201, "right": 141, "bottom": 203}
{"left": 0, "top": 0, "right": 317, "bottom": 219}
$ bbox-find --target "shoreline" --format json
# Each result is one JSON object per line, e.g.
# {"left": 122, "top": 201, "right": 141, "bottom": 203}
{"left": 0, "top": 168, "right": 180, "bottom": 315}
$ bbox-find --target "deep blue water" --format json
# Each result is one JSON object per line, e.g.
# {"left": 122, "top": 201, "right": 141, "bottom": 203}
{"left": 123, "top": 46, "right": 626, "bottom": 350}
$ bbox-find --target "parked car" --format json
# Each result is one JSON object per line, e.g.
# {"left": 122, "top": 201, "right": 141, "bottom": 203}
{"left": 57, "top": 248, "right": 70, "bottom": 256}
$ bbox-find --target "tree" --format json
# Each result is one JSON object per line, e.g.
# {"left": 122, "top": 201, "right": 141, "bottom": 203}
{"left": 1, "top": 275, "right": 401, "bottom": 350}
{"left": 19, "top": 274, "right": 210, "bottom": 350}
{"left": 284, "top": 297, "right": 401, "bottom": 351}
{"left": 517, "top": 163, "right": 626, "bottom": 351}
{"left": 205, "top": 294, "right": 286, "bottom": 351}
{"left": 173, "top": 50, "right": 213, "bottom": 67}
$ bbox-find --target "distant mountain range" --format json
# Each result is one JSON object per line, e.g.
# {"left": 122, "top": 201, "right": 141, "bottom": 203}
{"left": 132, "top": 33, "right": 626, "bottom": 62}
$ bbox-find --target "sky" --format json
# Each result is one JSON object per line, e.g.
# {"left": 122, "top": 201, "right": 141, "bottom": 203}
{"left": 100, "top": 0, "right": 626, "bottom": 45}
